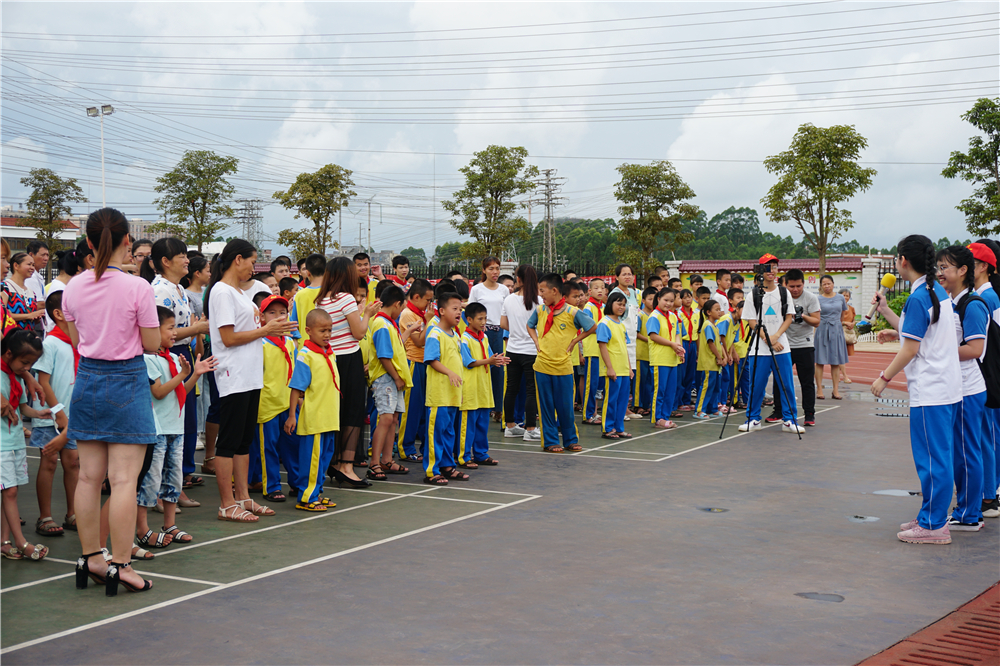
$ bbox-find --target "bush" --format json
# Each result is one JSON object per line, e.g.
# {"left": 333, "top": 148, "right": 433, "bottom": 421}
{"left": 872, "top": 291, "right": 909, "bottom": 332}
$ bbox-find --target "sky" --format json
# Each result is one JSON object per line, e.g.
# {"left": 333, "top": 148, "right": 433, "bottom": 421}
{"left": 2, "top": 0, "right": 997, "bottom": 261}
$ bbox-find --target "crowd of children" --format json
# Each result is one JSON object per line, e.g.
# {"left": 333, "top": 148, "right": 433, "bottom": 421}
{"left": 1, "top": 220, "right": 996, "bottom": 585}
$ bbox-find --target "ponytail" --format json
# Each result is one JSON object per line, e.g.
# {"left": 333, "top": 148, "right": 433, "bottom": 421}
{"left": 897, "top": 234, "right": 940, "bottom": 325}
{"left": 203, "top": 239, "right": 256, "bottom": 319}
{"left": 181, "top": 255, "right": 207, "bottom": 289}
{"left": 516, "top": 264, "right": 539, "bottom": 311}
{"left": 85, "top": 208, "right": 130, "bottom": 280}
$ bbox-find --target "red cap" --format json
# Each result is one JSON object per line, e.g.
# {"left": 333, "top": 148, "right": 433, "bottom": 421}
{"left": 259, "top": 295, "right": 289, "bottom": 312}
{"left": 758, "top": 253, "right": 779, "bottom": 265}
{"left": 968, "top": 242, "right": 996, "bottom": 268}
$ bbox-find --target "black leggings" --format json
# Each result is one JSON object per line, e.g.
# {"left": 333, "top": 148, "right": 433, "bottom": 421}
{"left": 503, "top": 352, "right": 538, "bottom": 428}
{"left": 216, "top": 389, "right": 261, "bottom": 458}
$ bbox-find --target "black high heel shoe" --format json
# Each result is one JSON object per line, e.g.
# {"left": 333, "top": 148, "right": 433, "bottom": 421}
{"left": 330, "top": 463, "right": 372, "bottom": 488}
{"left": 105, "top": 561, "right": 153, "bottom": 597}
{"left": 75, "top": 551, "right": 107, "bottom": 589}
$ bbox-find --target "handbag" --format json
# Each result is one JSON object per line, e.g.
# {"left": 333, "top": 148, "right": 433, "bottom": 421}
{"left": 842, "top": 322, "right": 858, "bottom": 345}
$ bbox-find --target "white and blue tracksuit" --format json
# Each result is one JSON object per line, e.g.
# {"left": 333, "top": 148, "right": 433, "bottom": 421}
{"left": 951, "top": 289, "right": 989, "bottom": 524}
{"left": 975, "top": 283, "right": 1000, "bottom": 501}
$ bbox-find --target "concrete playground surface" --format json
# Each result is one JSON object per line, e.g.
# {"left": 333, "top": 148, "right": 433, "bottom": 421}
{"left": 1, "top": 384, "right": 997, "bottom": 665}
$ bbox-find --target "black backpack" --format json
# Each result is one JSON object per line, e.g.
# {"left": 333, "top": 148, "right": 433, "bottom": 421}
{"left": 955, "top": 292, "right": 1000, "bottom": 409}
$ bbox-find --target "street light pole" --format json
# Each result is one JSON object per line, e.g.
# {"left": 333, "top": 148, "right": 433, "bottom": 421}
{"left": 86, "top": 105, "right": 115, "bottom": 208}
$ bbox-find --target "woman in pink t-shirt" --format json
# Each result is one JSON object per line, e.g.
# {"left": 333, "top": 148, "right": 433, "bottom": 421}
{"left": 63, "top": 208, "right": 161, "bottom": 596}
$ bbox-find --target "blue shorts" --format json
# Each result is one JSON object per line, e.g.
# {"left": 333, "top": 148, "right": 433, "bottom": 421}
{"left": 28, "top": 425, "right": 77, "bottom": 450}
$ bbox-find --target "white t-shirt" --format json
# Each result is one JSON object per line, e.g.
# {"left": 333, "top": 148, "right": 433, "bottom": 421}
{"left": 741, "top": 285, "right": 794, "bottom": 355}
{"left": 501, "top": 292, "right": 542, "bottom": 355}
{"left": 242, "top": 280, "right": 273, "bottom": 301}
{"left": 41, "top": 280, "right": 66, "bottom": 333}
{"left": 469, "top": 282, "right": 510, "bottom": 326}
{"left": 26, "top": 271, "right": 46, "bottom": 304}
{"left": 900, "top": 277, "right": 961, "bottom": 407}
{"left": 711, "top": 290, "right": 730, "bottom": 312}
{"left": 208, "top": 282, "right": 263, "bottom": 397}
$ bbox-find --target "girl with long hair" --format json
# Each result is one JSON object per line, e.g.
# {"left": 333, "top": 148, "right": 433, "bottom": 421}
{"left": 499, "top": 264, "right": 540, "bottom": 441}
{"left": 469, "top": 256, "right": 510, "bottom": 422}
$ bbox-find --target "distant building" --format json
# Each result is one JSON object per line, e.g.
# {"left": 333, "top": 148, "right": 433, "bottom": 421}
{"left": 127, "top": 219, "right": 174, "bottom": 243}
{"left": 0, "top": 206, "right": 80, "bottom": 253}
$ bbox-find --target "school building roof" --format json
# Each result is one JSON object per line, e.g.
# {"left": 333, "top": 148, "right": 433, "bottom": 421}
{"left": 678, "top": 258, "right": 863, "bottom": 273}
{"left": 1, "top": 216, "right": 80, "bottom": 230}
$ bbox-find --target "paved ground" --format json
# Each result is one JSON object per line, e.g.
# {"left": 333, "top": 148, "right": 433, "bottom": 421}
{"left": 2, "top": 382, "right": 997, "bottom": 665}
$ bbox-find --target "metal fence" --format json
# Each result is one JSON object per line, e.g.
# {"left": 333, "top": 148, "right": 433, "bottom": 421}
{"left": 877, "top": 258, "right": 908, "bottom": 301}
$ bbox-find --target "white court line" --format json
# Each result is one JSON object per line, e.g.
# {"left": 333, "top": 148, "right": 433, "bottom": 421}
{"left": 1, "top": 572, "right": 75, "bottom": 593}
{"left": 379, "top": 480, "right": 539, "bottom": 497}
{"left": 473, "top": 447, "right": 658, "bottom": 462}
{"left": 409, "top": 495, "right": 504, "bottom": 506}
{"left": 1, "top": 494, "right": 541, "bottom": 655}
{"left": 653, "top": 405, "right": 841, "bottom": 462}
{"left": 571, "top": 411, "right": 742, "bottom": 455}
{"left": 41, "top": 557, "right": 222, "bottom": 587}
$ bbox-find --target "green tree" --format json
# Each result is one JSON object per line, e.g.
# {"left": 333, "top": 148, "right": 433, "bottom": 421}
{"left": 433, "top": 241, "right": 475, "bottom": 265}
{"left": 397, "top": 246, "right": 427, "bottom": 267}
{"left": 151, "top": 150, "right": 239, "bottom": 252}
{"left": 18, "top": 168, "right": 87, "bottom": 253}
{"left": 942, "top": 97, "right": 1000, "bottom": 236}
{"left": 274, "top": 164, "right": 356, "bottom": 259}
{"left": 613, "top": 161, "right": 698, "bottom": 277}
{"left": 761, "top": 123, "right": 877, "bottom": 273}
{"left": 442, "top": 145, "right": 539, "bottom": 260}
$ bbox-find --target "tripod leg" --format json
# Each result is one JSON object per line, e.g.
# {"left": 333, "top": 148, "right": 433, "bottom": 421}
{"left": 759, "top": 326, "right": 803, "bottom": 439}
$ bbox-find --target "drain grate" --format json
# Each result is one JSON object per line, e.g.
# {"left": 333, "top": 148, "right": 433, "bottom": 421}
{"left": 795, "top": 592, "right": 844, "bottom": 602}
{"left": 857, "top": 583, "right": 1000, "bottom": 665}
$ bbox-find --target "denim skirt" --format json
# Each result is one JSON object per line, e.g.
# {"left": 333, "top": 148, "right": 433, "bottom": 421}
{"left": 68, "top": 356, "right": 157, "bottom": 445}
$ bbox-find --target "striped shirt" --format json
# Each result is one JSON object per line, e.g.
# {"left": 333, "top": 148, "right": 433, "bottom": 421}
{"left": 317, "top": 292, "right": 361, "bottom": 355}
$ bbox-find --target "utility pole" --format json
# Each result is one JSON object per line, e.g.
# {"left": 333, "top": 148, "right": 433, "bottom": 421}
{"left": 529, "top": 169, "right": 565, "bottom": 271}
{"left": 338, "top": 207, "right": 342, "bottom": 250}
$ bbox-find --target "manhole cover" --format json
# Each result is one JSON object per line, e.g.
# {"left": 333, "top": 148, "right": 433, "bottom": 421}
{"left": 695, "top": 506, "right": 729, "bottom": 513}
{"left": 795, "top": 592, "right": 844, "bottom": 603}
{"left": 848, "top": 515, "right": 880, "bottom": 523}
{"left": 872, "top": 412, "right": 908, "bottom": 418}
{"left": 873, "top": 489, "right": 921, "bottom": 496}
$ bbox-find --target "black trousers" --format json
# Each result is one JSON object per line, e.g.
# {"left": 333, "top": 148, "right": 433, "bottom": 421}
{"left": 771, "top": 346, "right": 816, "bottom": 420}
{"left": 503, "top": 352, "right": 538, "bottom": 428}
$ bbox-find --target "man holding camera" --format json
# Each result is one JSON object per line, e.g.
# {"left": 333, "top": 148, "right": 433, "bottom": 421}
{"left": 767, "top": 269, "right": 821, "bottom": 427}
{"left": 739, "top": 254, "right": 805, "bottom": 434}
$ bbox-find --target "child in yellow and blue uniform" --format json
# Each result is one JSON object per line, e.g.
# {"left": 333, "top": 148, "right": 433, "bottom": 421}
{"left": 634, "top": 286, "right": 657, "bottom": 416}
{"left": 676, "top": 289, "right": 699, "bottom": 410}
{"left": 368, "top": 285, "right": 415, "bottom": 478}
{"left": 647, "top": 288, "right": 685, "bottom": 428}
{"left": 397, "top": 279, "right": 434, "bottom": 463}
{"left": 459, "top": 302, "right": 509, "bottom": 467}
{"left": 597, "top": 293, "right": 633, "bottom": 438}
{"left": 422, "top": 292, "right": 466, "bottom": 484}
{"left": 285, "top": 309, "right": 340, "bottom": 512}
{"left": 713, "top": 305, "right": 736, "bottom": 413}
{"left": 729, "top": 290, "right": 751, "bottom": 407}
{"left": 581, "top": 278, "right": 606, "bottom": 423}
{"left": 253, "top": 295, "right": 301, "bottom": 502}
{"left": 694, "top": 300, "right": 726, "bottom": 419}
{"left": 288, "top": 253, "right": 326, "bottom": 345}
{"left": 527, "top": 275, "right": 596, "bottom": 452}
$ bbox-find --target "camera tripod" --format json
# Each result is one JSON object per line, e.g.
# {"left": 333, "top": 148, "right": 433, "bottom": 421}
{"left": 719, "top": 284, "right": 802, "bottom": 441}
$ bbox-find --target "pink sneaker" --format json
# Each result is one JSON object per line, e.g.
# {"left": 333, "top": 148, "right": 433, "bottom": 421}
{"left": 899, "top": 518, "right": 920, "bottom": 531}
{"left": 897, "top": 524, "right": 951, "bottom": 545}
{"left": 665, "top": 420, "right": 678, "bottom": 429}
{"left": 654, "top": 419, "right": 670, "bottom": 429}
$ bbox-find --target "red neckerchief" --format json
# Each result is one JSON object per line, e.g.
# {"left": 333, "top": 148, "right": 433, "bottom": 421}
{"left": 265, "top": 336, "right": 293, "bottom": 382}
{"left": 389, "top": 275, "right": 407, "bottom": 287}
{"left": 405, "top": 301, "right": 425, "bottom": 320}
{"left": 303, "top": 340, "right": 341, "bottom": 393}
{"left": 716, "top": 289, "right": 727, "bottom": 297}
{"left": 47, "top": 327, "right": 80, "bottom": 374}
{"left": 544, "top": 298, "right": 567, "bottom": 335}
{"left": 376, "top": 312, "right": 400, "bottom": 335}
{"left": 157, "top": 350, "right": 187, "bottom": 415}
{"left": 1, "top": 359, "right": 22, "bottom": 426}
{"left": 588, "top": 297, "right": 603, "bottom": 322}
{"left": 681, "top": 307, "right": 695, "bottom": 340}
{"left": 740, "top": 320, "right": 751, "bottom": 341}
{"left": 655, "top": 307, "right": 675, "bottom": 341}
{"left": 466, "top": 328, "right": 490, "bottom": 373}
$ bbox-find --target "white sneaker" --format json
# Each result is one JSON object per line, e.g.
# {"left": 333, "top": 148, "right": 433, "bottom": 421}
{"left": 522, "top": 428, "right": 541, "bottom": 442}
{"left": 196, "top": 433, "right": 206, "bottom": 451}
{"left": 739, "top": 420, "right": 762, "bottom": 432}
{"left": 504, "top": 426, "right": 525, "bottom": 438}
{"left": 947, "top": 517, "right": 984, "bottom": 531}
{"left": 782, "top": 421, "right": 806, "bottom": 434}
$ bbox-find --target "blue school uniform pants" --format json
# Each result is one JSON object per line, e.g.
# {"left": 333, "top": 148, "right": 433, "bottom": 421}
{"left": 696, "top": 370, "right": 720, "bottom": 415}
{"left": 172, "top": 344, "right": 200, "bottom": 478}
{"left": 459, "top": 407, "right": 491, "bottom": 465}
{"left": 424, "top": 406, "right": 458, "bottom": 477}
{"left": 486, "top": 328, "right": 505, "bottom": 417}
{"left": 634, "top": 360, "right": 652, "bottom": 411}
{"left": 737, "top": 357, "right": 750, "bottom": 403}
{"left": 680, "top": 341, "right": 698, "bottom": 405}
{"left": 984, "top": 408, "right": 999, "bottom": 501}
{"left": 953, "top": 393, "right": 986, "bottom": 524}
{"left": 911, "top": 403, "right": 957, "bottom": 530}
{"left": 746, "top": 354, "right": 797, "bottom": 423}
{"left": 397, "top": 360, "right": 426, "bottom": 459}
{"left": 251, "top": 411, "right": 302, "bottom": 495}
{"left": 717, "top": 363, "right": 733, "bottom": 407}
{"left": 583, "top": 356, "right": 601, "bottom": 420}
{"left": 298, "top": 431, "right": 336, "bottom": 504}
{"left": 602, "top": 375, "right": 630, "bottom": 433}
{"left": 535, "top": 372, "right": 579, "bottom": 450}
{"left": 650, "top": 365, "right": 677, "bottom": 423}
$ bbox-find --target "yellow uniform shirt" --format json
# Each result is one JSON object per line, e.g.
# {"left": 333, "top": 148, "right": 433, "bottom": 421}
{"left": 636, "top": 310, "right": 651, "bottom": 362}
{"left": 647, "top": 309, "right": 682, "bottom": 367}
{"left": 528, "top": 304, "right": 596, "bottom": 376}
{"left": 718, "top": 312, "right": 737, "bottom": 350}
{"left": 366, "top": 277, "right": 377, "bottom": 306}
{"left": 678, "top": 308, "right": 699, "bottom": 342}
{"left": 456, "top": 312, "right": 468, "bottom": 336}
{"left": 399, "top": 305, "right": 426, "bottom": 364}
{"left": 596, "top": 318, "right": 630, "bottom": 377}
{"left": 290, "top": 285, "right": 322, "bottom": 345}
{"left": 581, "top": 300, "right": 603, "bottom": 357}
{"left": 258, "top": 336, "right": 296, "bottom": 423}
{"left": 369, "top": 314, "right": 413, "bottom": 388}
{"left": 734, "top": 319, "right": 751, "bottom": 358}
{"left": 423, "top": 326, "right": 463, "bottom": 407}
{"left": 697, "top": 318, "right": 722, "bottom": 372}
{"left": 289, "top": 344, "right": 341, "bottom": 435}
{"left": 460, "top": 330, "right": 494, "bottom": 410}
